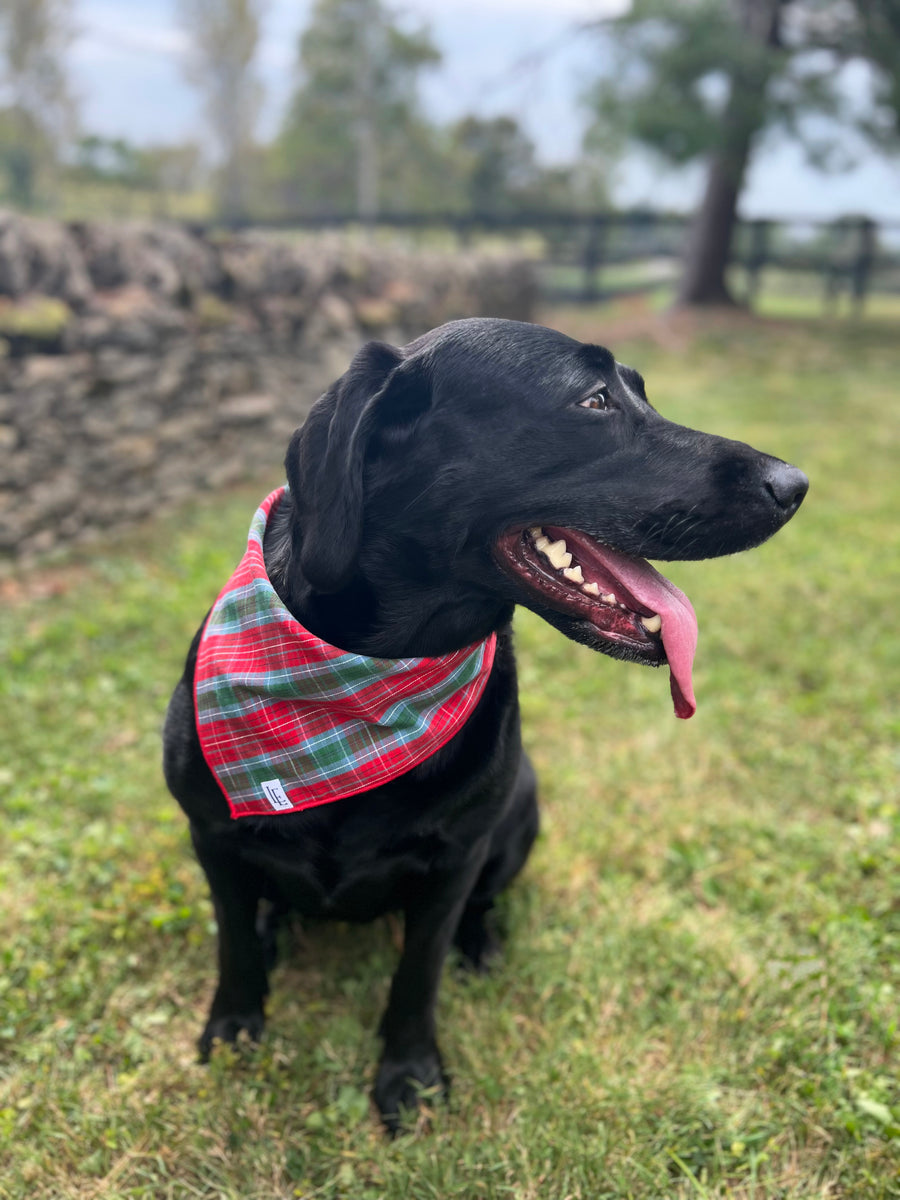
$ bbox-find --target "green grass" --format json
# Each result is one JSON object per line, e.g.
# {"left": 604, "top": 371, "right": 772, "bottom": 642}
{"left": 2, "top": 318, "right": 899, "bottom": 1198}
{"left": 54, "top": 181, "right": 214, "bottom": 223}
{"left": 540, "top": 261, "right": 900, "bottom": 322}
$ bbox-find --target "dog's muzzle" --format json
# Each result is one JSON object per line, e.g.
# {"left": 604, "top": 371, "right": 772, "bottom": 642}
{"left": 493, "top": 525, "right": 698, "bottom": 719}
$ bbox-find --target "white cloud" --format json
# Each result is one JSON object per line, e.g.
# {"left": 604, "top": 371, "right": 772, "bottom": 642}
{"left": 73, "top": 1, "right": 190, "bottom": 61}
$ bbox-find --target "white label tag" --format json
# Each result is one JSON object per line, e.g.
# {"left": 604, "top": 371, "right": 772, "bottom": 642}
{"left": 261, "top": 778, "right": 293, "bottom": 811}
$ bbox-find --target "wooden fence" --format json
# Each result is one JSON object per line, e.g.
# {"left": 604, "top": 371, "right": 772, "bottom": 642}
{"left": 209, "top": 210, "right": 900, "bottom": 315}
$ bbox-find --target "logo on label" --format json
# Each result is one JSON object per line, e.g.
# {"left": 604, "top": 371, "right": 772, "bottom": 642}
{"left": 261, "top": 778, "right": 293, "bottom": 811}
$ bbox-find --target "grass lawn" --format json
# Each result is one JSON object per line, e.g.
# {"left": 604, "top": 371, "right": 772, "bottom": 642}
{"left": 1, "top": 314, "right": 898, "bottom": 1199}
{"left": 540, "top": 262, "right": 900, "bottom": 324}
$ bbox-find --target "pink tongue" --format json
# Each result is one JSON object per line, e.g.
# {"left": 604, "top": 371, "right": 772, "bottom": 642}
{"left": 574, "top": 540, "right": 699, "bottom": 719}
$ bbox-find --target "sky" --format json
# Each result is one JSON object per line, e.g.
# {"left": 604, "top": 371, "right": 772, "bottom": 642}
{"left": 70, "top": 0, "right": 900, "bottom": 222}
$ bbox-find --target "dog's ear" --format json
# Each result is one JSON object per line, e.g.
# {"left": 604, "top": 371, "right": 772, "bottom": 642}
{"left": 286, "top": 340, "right": 431, "bottom": 592}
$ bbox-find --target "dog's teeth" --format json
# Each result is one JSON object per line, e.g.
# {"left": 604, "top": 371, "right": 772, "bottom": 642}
{"left": 545, "top": 539, "right": 572, "bottom": 570}
{"left": 582, "top": 581, "right": 601, "bottom": 597}
{"left": 641, "top": 613, "right": 662, "bottom": 634}
{"left": 528, "top": 526, "right": 543, "bottom": 537}
{"left": 601, "top": 592, "right": 616, "bottom": 605}
{"left": 534, "top": 535, "right": 550, "bottom": 552}
{"left": 563, "top": 565, "right": 584, "bottom": 584}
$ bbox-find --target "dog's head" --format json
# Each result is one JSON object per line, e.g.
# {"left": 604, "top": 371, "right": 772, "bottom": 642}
{"left": 286, "top": 318, "right": 808, "bottom": 717}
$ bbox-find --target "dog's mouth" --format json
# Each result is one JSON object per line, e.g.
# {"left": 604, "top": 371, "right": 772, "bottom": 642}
{"left": 494, "top": 525, "right": 698, "bottom": 718}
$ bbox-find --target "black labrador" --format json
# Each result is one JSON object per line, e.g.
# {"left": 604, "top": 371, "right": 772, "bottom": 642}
{"left": 163, "top": 317, "right": 807, "bottom": 1130}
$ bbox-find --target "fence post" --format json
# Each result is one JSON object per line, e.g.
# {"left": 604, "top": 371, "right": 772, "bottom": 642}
{"left": 851, "top": 217, "right": 876, "bottom": 317}
{"left": 580, "top": 217, "right": 606, "bottom": 303}
{"left": 454, "top": 215, "right": 474, "bottom": 250}
{"left": 821, "top": 217, "right": 849, "bottom": 316}
{"left": 745, "top": 219, "right": 769, "bottom": 310}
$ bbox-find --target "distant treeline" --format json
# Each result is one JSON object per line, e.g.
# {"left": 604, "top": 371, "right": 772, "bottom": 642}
{"left": 2, "top": 0, "right": 900, "bottom": 307}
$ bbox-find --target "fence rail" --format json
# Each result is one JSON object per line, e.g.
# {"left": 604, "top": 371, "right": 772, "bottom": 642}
{"left": 204, "top": 209, "right": 900, "bottom": 314}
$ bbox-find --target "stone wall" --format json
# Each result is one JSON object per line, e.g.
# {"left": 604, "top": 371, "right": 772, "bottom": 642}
{"left": 0, "top": 213, "right": 537, "bottom": 562}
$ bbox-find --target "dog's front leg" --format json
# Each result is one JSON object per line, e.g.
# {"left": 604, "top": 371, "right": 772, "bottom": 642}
{"left": 191, "top": 827, "right": 269, "bottom": 1060}
{"left": 374, "top": 841, "right": 489, "bottom": 1132}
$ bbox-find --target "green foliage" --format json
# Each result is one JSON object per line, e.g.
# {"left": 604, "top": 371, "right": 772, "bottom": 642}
{"left": 177, "top": 0, "right": 265, "bottom": 217}
{"left": 583, "top": 0, "right": 889, "bottom": 171}
{"left": 1, "top": 318, "right": 899, "bottom": 1196}
{"left": 0, "top": 0, "right": 75, "bottom": 208}
{"left": 71, "top": 136, "right": 150, "bottom": 186}
{"left": 59, "top": 138, "right": 208, "bottom": 220}
{"left": 587, "top": 0, "right": 747, "bottom": 165}
{"left": 273, "top": 0, "right": 442, "bottom": 215}
{"left": 449, "top": 116, "right": 539, "bottom": 212}
{"left": 853, "top": 0, "right": 900, "bottom": 142}
{"left": 66, "top": 137, "right": 206, "bottom": 197}
{"left": 0, "top": 106, "right": 53, "bottom": 208}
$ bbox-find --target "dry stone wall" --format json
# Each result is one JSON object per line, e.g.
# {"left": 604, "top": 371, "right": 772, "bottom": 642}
{"left": 0, "top": 213, "right": 537, "bottom": 562}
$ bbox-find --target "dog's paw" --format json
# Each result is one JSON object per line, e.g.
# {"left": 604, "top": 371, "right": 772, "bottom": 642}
{"left": 372, "top": 1048, "right": 449, "bottom": 1135}
{"left": 198, "top": 1009, "right": 265, "bottom": 1062}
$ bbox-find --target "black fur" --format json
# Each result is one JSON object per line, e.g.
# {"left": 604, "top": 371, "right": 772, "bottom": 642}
{"left": 163, "top": 317, "right": 807, "bottom": 1131}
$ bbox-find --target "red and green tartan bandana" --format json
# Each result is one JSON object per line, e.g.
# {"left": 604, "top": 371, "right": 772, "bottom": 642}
{"left": 195, "top": 488, "right": 497, "bottom": 819}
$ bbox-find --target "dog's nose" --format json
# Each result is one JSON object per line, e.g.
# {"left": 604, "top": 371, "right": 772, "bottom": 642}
{"left": 763, "top": 461, "right": 809, "bottom": 516}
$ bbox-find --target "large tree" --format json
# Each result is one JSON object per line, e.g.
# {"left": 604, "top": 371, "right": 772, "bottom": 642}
{"left": 177, "top": 0, "right": 264, "bottom": 220}
{"left": 848, "top": 0, "right": 900, "bottom": 135}
{"left": 584, "top": 0, "right": 856, "bottom": 306}
{"left": 0, "top": 0, "right": 75, "bottom": 208}
{"left": 275, "top": 0, "right": 440, "bottom": 218}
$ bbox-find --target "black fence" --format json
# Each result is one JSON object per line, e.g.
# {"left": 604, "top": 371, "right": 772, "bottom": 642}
{"left": 206, "top": 209, "right": 900, "bottom": 315}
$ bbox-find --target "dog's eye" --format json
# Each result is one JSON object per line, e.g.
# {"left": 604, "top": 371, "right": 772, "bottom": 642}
{"left": 578, "top": 388, "right": 610, "bottom": 411}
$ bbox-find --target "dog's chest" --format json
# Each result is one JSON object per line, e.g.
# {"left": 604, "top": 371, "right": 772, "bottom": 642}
{"left": 245, "top": 816, "right": 474, "bottom": 921}
{"left": 238, "top": 706, "right": 521, "bottom": 922}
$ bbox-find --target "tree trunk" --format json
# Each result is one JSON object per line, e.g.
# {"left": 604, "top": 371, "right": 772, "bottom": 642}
{"left": 355, "top": 11, "right": 379, "bottom": 225}
{"left": 677, "top": 137, "right": 751, "bottom": 306}
{"left": 676, "top": 0, "right": 787, "bottom": 307}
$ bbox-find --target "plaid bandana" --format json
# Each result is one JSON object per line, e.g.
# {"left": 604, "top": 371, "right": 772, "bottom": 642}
{"left": 195, "top": 488, "right": 497, "bottom": 819}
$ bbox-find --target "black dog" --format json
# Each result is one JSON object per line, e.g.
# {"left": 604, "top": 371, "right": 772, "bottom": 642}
{"left": 163, "top": 317, "right": 807, "bottom": 1130}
